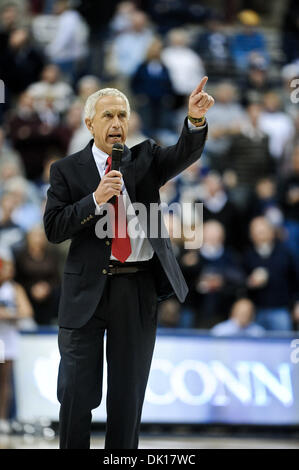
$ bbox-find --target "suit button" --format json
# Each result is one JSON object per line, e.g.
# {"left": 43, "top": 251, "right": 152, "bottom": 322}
{"left": 102, "top": 269, "right": 108, "bottom": 274}
{"left": 105, "top": 241, "right": 110, "bottom": 246}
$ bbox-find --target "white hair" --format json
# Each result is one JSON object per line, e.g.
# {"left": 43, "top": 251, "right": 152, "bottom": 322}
{"left": 84, "top": 88, "right": 131, "bottom": 122}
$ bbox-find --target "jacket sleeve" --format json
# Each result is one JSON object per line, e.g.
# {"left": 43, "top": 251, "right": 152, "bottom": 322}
{"left": 152, "top": 117, "right": 208, "bottom": 187}
{"left": 43, "top": 162, "right": 99, "bottom": 244}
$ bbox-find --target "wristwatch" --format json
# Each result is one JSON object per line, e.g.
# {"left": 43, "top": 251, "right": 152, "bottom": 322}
{"left": 188, "top": 115, "right": 206, "bottom": 125}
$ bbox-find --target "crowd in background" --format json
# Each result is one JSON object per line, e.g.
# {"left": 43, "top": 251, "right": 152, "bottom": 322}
{"left": 0, "top": 0, "right": 298, "bottom": 337}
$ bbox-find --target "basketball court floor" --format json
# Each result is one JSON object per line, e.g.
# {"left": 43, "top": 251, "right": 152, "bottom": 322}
{"left": 1, "top": 433, "right": 299, "bottom": 449}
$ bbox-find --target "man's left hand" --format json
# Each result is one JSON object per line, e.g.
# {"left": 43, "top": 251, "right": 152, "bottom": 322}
{"left": 188, "top": 76, "right": 214, "bottom": 123}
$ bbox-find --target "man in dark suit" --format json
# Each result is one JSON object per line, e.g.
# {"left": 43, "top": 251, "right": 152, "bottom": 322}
{"left": 43, "top": 77, "right": 214, "bottom": 449}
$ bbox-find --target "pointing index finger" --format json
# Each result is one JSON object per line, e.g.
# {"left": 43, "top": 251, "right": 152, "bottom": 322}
{"left": 193, "top": 76, "right": 208, "bottom": 95}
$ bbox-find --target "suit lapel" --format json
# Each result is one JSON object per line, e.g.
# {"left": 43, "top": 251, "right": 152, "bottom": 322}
{"left": 77, "top": 140, "right": 101, "bottom": 194}
{"left": 76, "top": 141, "right": 136, "bottom": 202}
{"left": 120, "top": 145, "right": 136, "bottom": 203}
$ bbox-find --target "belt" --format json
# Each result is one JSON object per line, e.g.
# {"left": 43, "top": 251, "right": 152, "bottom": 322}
{"left": 107, "top": 260, "right": 152, "bottom": 276}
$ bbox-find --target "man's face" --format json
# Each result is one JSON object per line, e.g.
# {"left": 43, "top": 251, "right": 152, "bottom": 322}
{"left": 85, "top": 96, "right": 129, "bottom": 155}
{"left": 250, "top": 218, "right": 274, "bottom": 245}
{"left": 232, "top": 300, "right": 254, "bottom": 328}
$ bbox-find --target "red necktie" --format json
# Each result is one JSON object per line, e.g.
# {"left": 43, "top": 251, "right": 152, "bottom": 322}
{"left": 105, "top": 156, "right": 132, "bottom": 263}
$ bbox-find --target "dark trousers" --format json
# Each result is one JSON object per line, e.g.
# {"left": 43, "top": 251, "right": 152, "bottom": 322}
{"left": 57, "top": 268, "right": 158, "bottom": 449}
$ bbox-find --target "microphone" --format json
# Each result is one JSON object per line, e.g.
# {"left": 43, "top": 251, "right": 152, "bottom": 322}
{"left": 111, "top": 142, "right": 124, "bottom": 171}
{"left": 110, "top": 143, "right": 124, "bottom": 204}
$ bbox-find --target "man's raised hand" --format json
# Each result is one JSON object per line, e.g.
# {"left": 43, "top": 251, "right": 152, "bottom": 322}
{"left": 188, "top": 76, "right": 214, "bottom": 122}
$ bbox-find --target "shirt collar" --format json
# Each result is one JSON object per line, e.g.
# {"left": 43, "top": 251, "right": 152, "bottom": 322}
{"left": 92, "top": 142, "right": 109, "bottom": 166}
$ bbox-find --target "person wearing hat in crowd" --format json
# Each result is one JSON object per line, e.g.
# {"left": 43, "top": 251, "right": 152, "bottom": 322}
{"left": 231, "top": 10, "right": 269, "bottom": 71}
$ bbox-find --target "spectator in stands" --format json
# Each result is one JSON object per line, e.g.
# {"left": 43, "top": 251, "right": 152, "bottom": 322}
{"left": 109, "top": 10, "right": 154, "bottom": 78}
{"left": 240, "top": 56, "right": 276, "bottom": 107}
{"left": 2, "top": 177, "right": 41, "bottom": 232}
{"left": 174, "top": 162, "right": 202, "bottom": 205}
{"left": 247, "top": 177, "right": 283, "bottom": 231}
{"left": 131, "top": 37, "right": 173, "bottom": 133}
{"left": 180, "top": 220, "right": 244, "bottom": 329}
{"left": 158, "top": 211, "right": 196, "bottom": 329}
{"left": 7, "top": 91, "right": 64, "bottom": 180}
{"left": 34, "top": 154, "right": 61, "bottom": 201}
{"left": 34, "top": 93, "right": 60, "bottom": 131}
{"left": 197, "top": 171, "right": 240, "bottom": 250}
{"left": 211, "top": 298, "right": 265, "bottom": 336}
{"left": 192, "top": 12, "right": 232, "bottom": 80}
{"left": 230, "top": 10, "right": 268, "bottom": 71}
{"left": 125, "top": 111, "right": 147, "bottom": 148}
{"left": 0, "top": 159, "right": 24, "bottom": 188}
{"left": 55, "top": 100, "right": 86, "bottom": 153}
{"left": 0, "top": 26, "right": 45, "bottom": 95}
{"left": 65, "top": 77, "right": 102, "bottom": 154}
{"left": 221, "top": 102, "right": 274, "bottom": 210}
{"left": 157, "top": 297, "right": 181, "bottom": 328}
{"left": 45, "top": 0, "right": 89, "bottom": 82}
{"left": 278, "top": 146, "right": 299, "bottom": 272}
{"left": 109, "top": 1, "right": 137, "bottom": 35}
{"left": 0, "top": 2, "right": 20, "bottom": 52}
{"left": 74, "top": 1, "right": 118, "bottom": 78}
{"left": 76, "top": 75, "right": 101, "bottom": 104}
{"left": 0, "top": 127, "right": 23, "bottom": 173}
{"left": 161, "top": 28, "right": 205, "bottom": 109}
{"left": 28, "top": 64, "right": 74, "bottom": 115}
{"left": 204, "top": 82, "right": 245, "bottom": 168}
{"left": 6, "top": 91, "right": 47, "bottom": 179}
{"left": 158, "top": 213, "right": 186, "bottom": 327}
{"left": 0, "top": 192, "right": 25, "bottom": 254}
{"left": 66, "top": 100, "right": 91, "bottom": 155}
{"left": 14, "top": 225, "right": 60, "bottom": 325}
{"left": 0, "top": 247, "right": 33, "bottom": 435}
{"left": 259, "top": 91, "right": 295, "bottom": 163}
{"left": 245, "top": 216, "right": 297, "bottom": 331}
{"left": 0, "top": 160, "right": 23, "bottom": 191}
{"left": 0, "top": 158, "right": 41, "bottom": 209}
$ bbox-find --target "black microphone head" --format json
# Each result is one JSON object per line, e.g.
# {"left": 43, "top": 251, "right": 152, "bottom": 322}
{"left": 112, "top": 143, "right": 124, "bottom": 152}
{"left": 111, "top": 143, "right": 124, "bottom": 171}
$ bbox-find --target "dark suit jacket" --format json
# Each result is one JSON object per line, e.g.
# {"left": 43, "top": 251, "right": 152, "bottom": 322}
{"left": 43, "top": 118, "right": 208, "bottom": 327}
